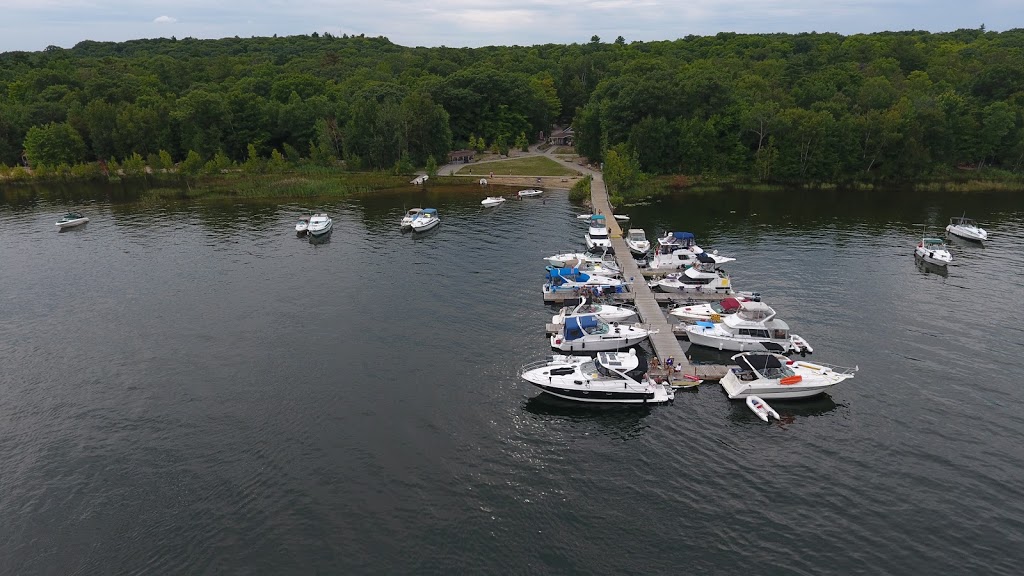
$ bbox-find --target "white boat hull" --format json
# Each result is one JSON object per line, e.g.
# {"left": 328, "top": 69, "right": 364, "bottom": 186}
{"left": 481, "top": 197, "right": 506, "bottom": 207}
{"left": 550, "top": 330, "right": 649, "bottom": 352}
{"left": 946, "top": 224, "right": 986, "bottom": 242}
{"left": 914, "top": 246, "right": 951, "bottom": 266}
{"left": 552, "top": 305, "right": 637, "bottom": 325}
{"left": 586, "top": 235, "right": 612, "bottom": 250}
{"left": 518, "top": 189, "right": 543, "bottom": 198}
{"left": 686, "top": 326, "right": 812, "bottom": 355}
{"left": 411, "top": 218, "right": 440, "bottom": 232}
{"left": 308, "top": 222, "right": 333, "bottom": 236}
{"left": 56, "top": 217, "right": 89, "bottom": 229}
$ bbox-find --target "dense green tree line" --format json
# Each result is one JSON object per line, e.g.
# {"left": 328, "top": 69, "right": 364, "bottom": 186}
{"left": 2, "top": 29, "right": 1024, "bottom": 182}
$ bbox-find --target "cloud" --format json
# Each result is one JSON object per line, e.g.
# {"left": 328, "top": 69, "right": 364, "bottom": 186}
{"left": 153, "top": 15, "right": 177, "bottom": 24}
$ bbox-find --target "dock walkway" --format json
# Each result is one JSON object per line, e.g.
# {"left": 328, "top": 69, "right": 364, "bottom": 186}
{"left": 588, "top": 174, "right": 726, "bottom": 383}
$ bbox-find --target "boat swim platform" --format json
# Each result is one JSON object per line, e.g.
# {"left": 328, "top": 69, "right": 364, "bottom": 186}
{"left": 587, "top": 173, "right": 708, "bottom": 385}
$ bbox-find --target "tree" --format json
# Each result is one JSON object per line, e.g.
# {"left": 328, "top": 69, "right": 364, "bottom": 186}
{"left": 179, "top": 149, "right": 204, "bottom": 176}
{"left": 267, "top": 149, "right": 288, "bottom": 173}
{"left": 121, "top": 152, "right": 145, "bottom": 176}
{"left": 603, "top": 143, "right": 644, "bottom": 197}
{"left": 515, "top": 132, "right": 529, "bottom": 152}
{"left": 23, "top": 122, "right": 86, "bottom": 167}
{"left": 425, "top": 156, "right": 438, "bottom": 177}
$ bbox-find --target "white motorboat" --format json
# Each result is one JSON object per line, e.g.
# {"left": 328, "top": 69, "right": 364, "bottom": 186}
{"left": 575, "top": 259, "right": 622, "bottom": 278}
{"left": 721, "top": 353, "right": 857, "bottom": 400}
{"left": 410, "top": 208, "right": 440, "bottom": 232}
{"left": 520, "top": 350, "right": 673, "bottom": 404}
{"left": 577, "top": 213, "right": 596, "bottom": 220}
{"left": 746, "top": 395, "right": 780, "bottom": 422}
{"left": 56, "top": 212, "right": 89, "bottom": 230}
{"left": 481, "top": 196, "right": 506, "bottom": 207}
{"left": 550, "top": 315, "right": 652, "bottom": 352}
{"left": 307, "top": 213, "right": 333, "bottom": 236}
{"left": 543, "top": 267, "right": 624, "bottom": 294}
{"left": 946, "top": 216, "right": 987, "bottom": 242}
{"left": 552, "top": 298, "right": 637, "bottom": 325}
{"left": 614, "top": 214, "right": 630, "bottom": 222}
{"left": 669, "top": 296, "right": 753, "bottom": 324}
{"left": 543, "top": 250, "right": 619, "bottom": 272}
{"left": 295, "top": 213, "right": 311, "bottom": 236}
{"left": 684, "top": 301, "right": 812, "bottom": 355}
{"left": 652, "top": 232, "right": 735, "bottom": 267}
{"left": 915, "top": 237, "right": 952, "bottom": 266}
{"left": 625, "top": 229, "right": 650, "bottom": 256}
{"left": 653, "top": 259, "right": 733, "bottom": 294}
{"left": 400, "top": 208, "right": 423, "bottom": 229}
{"left": 518, "top": 189, "right": 543, "bottom": 198}
{"left": 585, "top": 214, "right": 612, "bottom": 250}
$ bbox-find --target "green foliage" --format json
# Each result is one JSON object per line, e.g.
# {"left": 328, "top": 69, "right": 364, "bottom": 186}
{"left": 515, "top": 132, "right": 529, "bottom": 152}
{"left": 425, "top": 155, "right": 438, "bottom": 177}
{"left": 392, "top": 152, "right": 415, "bottom": 175}
{"left": 282, "top": 142, "right": 303, "bottom": 164}
{"left": 158, "top": 150, "right": 174, "bottom": 171}
{"left": 243, "top": 143, "right": 265, "bottom": 173}
{"left": 180, "top": 150, "right": 204, "bottom": 176}
{"left": 23, "top": 122, "right": 86, "bottom": 167}
{"left": 569, "top": 174, "right": 592, "bottom": 201}
{"left": 267, "top": 149, "right": 288, "bottom": 173}
{"left": 603, "top": 144, "right": 645, "bottom": 196}
{"left": 122, "top": 152, "right": 146, "bottom": 176}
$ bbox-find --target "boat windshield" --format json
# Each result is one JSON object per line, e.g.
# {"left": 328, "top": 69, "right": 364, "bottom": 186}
{"left": 584, "top": 321, "right": 610, "bottom": 335}
{"left": 629, "top": 231, "right": 645, "bottom": 241}
{"left": 590, "top": 233, "right": 609, "bottom": 240}
{"left": 710, "top": 302, "right": 725, "bottom": 313}
{"left": 923, "top": 238, "right": 945, "bottom": 248}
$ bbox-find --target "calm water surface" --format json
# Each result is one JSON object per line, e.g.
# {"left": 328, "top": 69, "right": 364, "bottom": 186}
{"left": 1, "top": 183, "right": 1023, "bottom": 574}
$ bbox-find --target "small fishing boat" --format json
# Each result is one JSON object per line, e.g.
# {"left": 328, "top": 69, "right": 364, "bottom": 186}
{"left": 410, "top": 208, "right": 440, "bottom": 232}
{"left": 721, "top": 353, "right": 857, "bottom": 400}
{"left": 400, "top": 208, "right": 423, "bottom": 230}
{"left": 295, "top": 213, "right": 311, "bottom": 236}
{"left": 915, "top": 237, "right": 952, "bottom": 267}
{"left": 308, "top": 213, "right": 333, "bottom": 237}
{"left": 520, "top": 349, "right": 673, "bottom": 404}
{"left": 746, "top": 395, "right": 780, "bottom": 422}
{"left": 517, "top": 189, "right": 543, "bottom": 198}
{"left": 552, "top": 298, "right": 637, "bottom": 325}
{"left": 56, "top": 212, "right": 89, "bottom": 230}
{"left": 479, "top": 178, "right": 488, "bottom": 185}
{"left": 481, "top": 196, "right": 506, "bottom": 207}
{"left": 625, "top": 228, "right": 651, "bottom": 256}
{"left": 946, "top": 216, "right": 987, "bottom": 242}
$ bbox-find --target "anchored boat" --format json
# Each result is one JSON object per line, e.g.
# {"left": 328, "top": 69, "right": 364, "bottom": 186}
{"left": 56, "top": 212, "right": 89, "bottom": 230}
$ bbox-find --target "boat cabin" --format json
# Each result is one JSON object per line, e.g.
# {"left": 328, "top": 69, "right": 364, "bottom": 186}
{"left": 595, "top": 351, "right": 644, "bottom": 378}
{"left": 949, "top": 217, "right": 976, "bottom": 227}
{"left": 627, "top": 229, "right": 647, "bottom": 242}
{"left": 921, "top": 237, "right": 945, "bottom": 249}
{"left": 659, "top": 231, "right": 697, "bottom": 250}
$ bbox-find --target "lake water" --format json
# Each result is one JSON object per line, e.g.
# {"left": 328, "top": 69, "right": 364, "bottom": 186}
{"left": 2, "top": 182, "right": 1023, "bottom": 574}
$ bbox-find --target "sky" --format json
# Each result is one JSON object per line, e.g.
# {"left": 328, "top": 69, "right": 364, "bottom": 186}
{"left": 0, "top": 0, "right": 1022, "bottom": 53}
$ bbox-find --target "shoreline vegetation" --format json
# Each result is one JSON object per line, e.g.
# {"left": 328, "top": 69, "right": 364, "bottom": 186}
{"left": 3, "top": 29, "right": 1024, "bottom": 203}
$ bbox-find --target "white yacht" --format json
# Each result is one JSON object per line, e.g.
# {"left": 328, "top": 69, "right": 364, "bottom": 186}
{"left": 56, "top": 212, "right": 89, "bottom": 230}
{"left": 517, "top": 189, "right": 543, "bottom": 198}
{"left": 550, "top": 315, "right": 652, "bottom": 352}
{"left": 946, "top": 216, "right": 987, "bottom": 242}
{"left": 653, "top": 259, "right": 733, "bottom": 294}
{"left": 520, "top": 350, "right": 673, "bottom": 404}
{"left": 308, "top": 213, "right": 333, "bottom": 237}
{"left": 651, "top": 232, "right": 735, "bottom": 267}
{"left": 543, "top": 267, "right": 624, "bottom": 294}
{"left": 481, "top": 196, "right": 506, "bottom": 207}
{"left": 585, "top": 215, "right": 612, "bottom": 250}
{"left": 684, "top": 301, "right": 812, "bottom": 355}
{"left": 400, "top": 208, "right": 423, "bottom": 229}
{"left": 915, "top": 237, "right": 952, "bottom": 266}
{"left": 410, "top": 208, "right": 440, "bottom": 232}
{"left": 669, "top": 296, "right": 751, "bottom": 324}
{"left": 544, "top": 250, "right": 620, "bottom": 273}
{"left": 552, "top": 299, "right": 637, "bottom": 325}
{"left": 720, "top": 352, "right": 857, "bottom": 400}
{"left": 625, "top": 229, "right": 650, "bottom": 256}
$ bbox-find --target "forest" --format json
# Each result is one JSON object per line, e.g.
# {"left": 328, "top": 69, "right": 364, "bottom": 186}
{"left": 2, "top": 28, "right": 1024, "bottom": 187}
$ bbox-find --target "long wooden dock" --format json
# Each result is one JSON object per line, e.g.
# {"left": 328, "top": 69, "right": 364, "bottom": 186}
{"left": 542, "top": 290, "right": 734, "bottom": 304}
{"left": 588, "top": 174, "right": 727, "bottom": 383}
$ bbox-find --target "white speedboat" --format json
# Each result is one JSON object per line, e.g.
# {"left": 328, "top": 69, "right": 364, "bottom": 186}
{"left": 550, "top": 315, "right": 652, "bottom": 352}
{"left": 585, "top": 215, "right": 612, "bottom": 250}
{"left": 946, "top": 216, "right": 987, "bottom": 242}
{"left": 614, "top": 214, "right": 630, "bottom": 222}
{"left": 575, "top": 259, "right": 622, "bottom": 278}
{"left": 543, "top": 267, "right": 624, "bottom": 294}
{"left": 669, "top": 296, "right": 752, "bottom": 324}
{"left": 544, "top": 250, "right": 619, "bottom": 273}
{"left": 308, "top": 213, "right": 333, "bottom": 237}
{"left": 684, "top": 301, "right": 812, "bottom": 355}
{"left": 747, "top": 395, "right": 780, "bottom": 422}
{"left": 518, "top": 189, "right": 543, "bottom": 198}
{"left": 552, "top": 298, "right": 637, "bottom": 325}
{"left": 400, "top": 208, "right": 423, "bottom": 230}
{"left": 915, "top": 237, "right": 952, "bottom": 266}
{"left": 625, "top": 229, "right": 650, "bottom": 256}
{"left": 653, "top": 260, "right": 732, "bottom": 294}
{"left": 410, "top": 208, "right": 440, "bottom": 232}
{"left": 56, "top": 212, "right": 89, "bottom": 230}
{"left": 295, "top": 213, "right": 311, "bottom": 236}
{"left": 721, "top": 353, "right": 857, "bottom": 400}
{"left": 481, "top": 196, "right": 506, "bottom": 207}
{"left": 652, "top": 232, "right": 735, "bottom": 267}
{"left": 521, "top": 350, "right": 673, "bottom": 404}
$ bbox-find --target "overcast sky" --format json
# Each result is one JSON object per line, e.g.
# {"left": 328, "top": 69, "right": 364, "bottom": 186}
{"left": 1, "top": 0, "right": 1021, "bottom": 53}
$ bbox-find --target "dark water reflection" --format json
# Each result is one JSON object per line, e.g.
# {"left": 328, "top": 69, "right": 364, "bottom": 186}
{"left": 1, "top": 183, "right": 1023, "bottom": 575}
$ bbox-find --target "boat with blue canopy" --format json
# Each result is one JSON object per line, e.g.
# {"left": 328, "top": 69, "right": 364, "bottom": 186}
{"left": 550, "top": 314, "right": 652, "bottom": 352}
